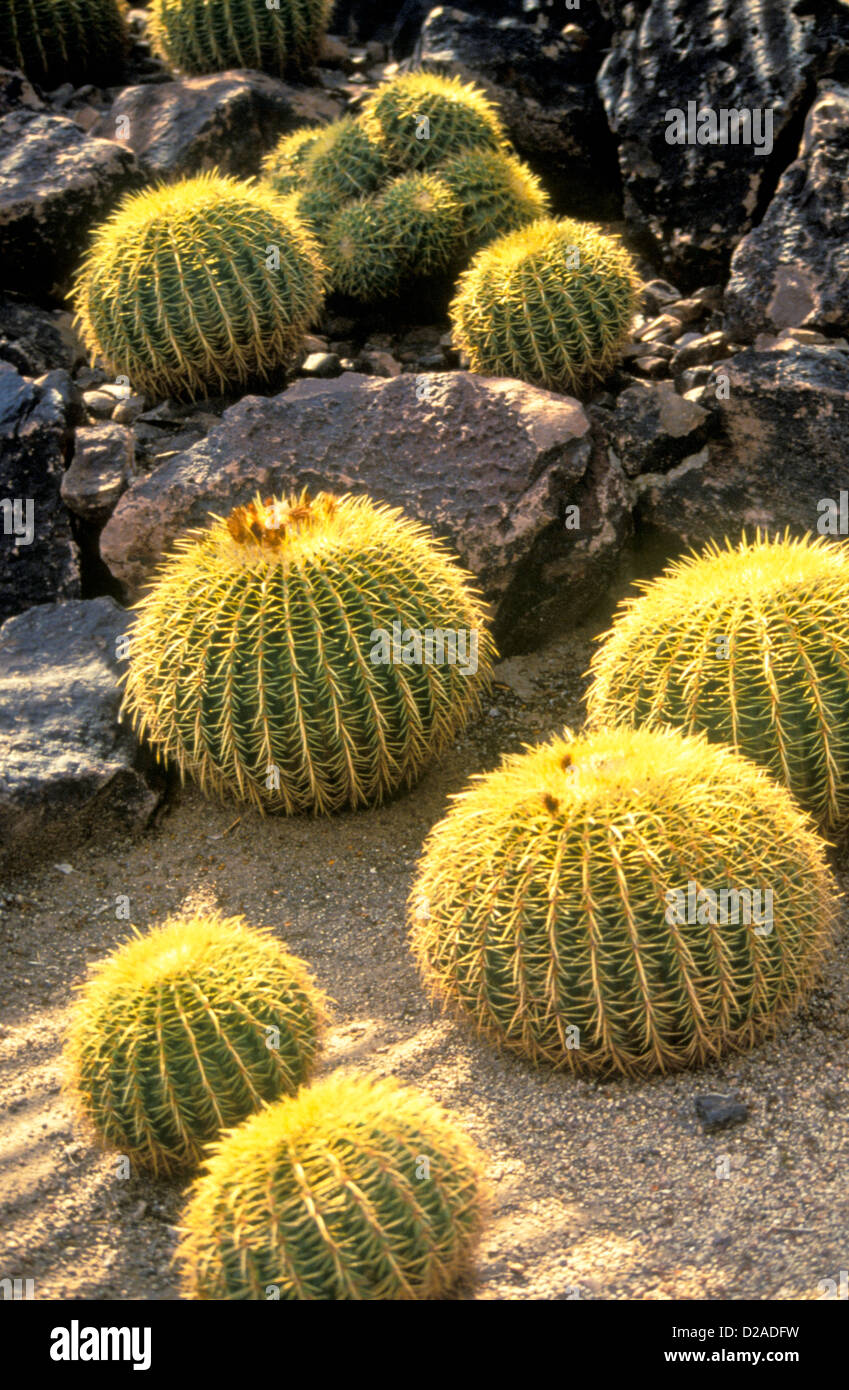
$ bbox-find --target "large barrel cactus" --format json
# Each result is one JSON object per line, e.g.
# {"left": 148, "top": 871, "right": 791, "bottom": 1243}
{"left": 449, "top": 216, "right": 639, "bottom": 395}
{"left": 64, "top": 911, "right": 328, "bottom": 1175}
{"left": 122, "top": 490, "right": 495, "bottom": 814}
{"left": 177, "top": 1071, "right": 487, "bottom": 1300}
{"left": 0, "top": 0, "right": 128, "bottom": 88}
{"left": 586, "top": 532, "right": 849, "bottom": 827}
{"left": 149, "top": 0, "right": 332, "bottom": 77}
{"left": 410, "top": 725, "right": 835, "bottom": 1078}
{"left": 72, "top": 172, "right": 326, "bottom": 401}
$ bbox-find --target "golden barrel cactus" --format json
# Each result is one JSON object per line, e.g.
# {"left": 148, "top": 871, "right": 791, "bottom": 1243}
{"left": 410, "top": 725, "right": 835, "bottom": 1078}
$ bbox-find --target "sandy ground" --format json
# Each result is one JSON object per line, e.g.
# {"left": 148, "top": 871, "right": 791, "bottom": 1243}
{"left": 1, "top": 618, "right": 847, "bottom": 1302}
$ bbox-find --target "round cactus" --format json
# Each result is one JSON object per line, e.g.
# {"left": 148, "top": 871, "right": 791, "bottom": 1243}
{"left": 177, "top": 1071, "right": 487, "bottom": 1300}
{"left": 0, "top": 0, "right": 128, "bottom": 88}
{"left": 360, "top": 71, "right": 507, "bottom": 171}
{"left": 72, "top": 172, "right": 326, "bottom": 401}
{"left": 260, "top": 125, "right": 324, "bottom": 197}
{"left": 440, "top": 146, "right": 551, "bottom": 255}
{"left": 287, "top": 117, "right": 389, "bottom": 231}
{"left": 410, "top": 725, "right": 835, "bottom": 1078}
{"left": 64, "top": 911, "right": 328, "bottom": 1175}
{"left": 449, "top": 217, "right": 639, "bottom": 395}
{"left": 149, "top": 0, "right": 332, "bottom": 77}
{"left": 587, "top": 531, "right": 849, "bottom": 828}
{"left": 324, "top": 172, "right": 462, "bottom": 300}
{"left": 121, "top": 490, "right": 495, "bottom": 814}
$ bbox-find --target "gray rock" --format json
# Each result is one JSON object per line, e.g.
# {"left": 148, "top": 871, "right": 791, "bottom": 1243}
{"left": 0, "top": 362, "right": 79, "bottom": 622}
{"left": 669, "top": 331, "right": 733, "bottom": 373}
{"left": 0, "top": 112, "right": 141, "bottom": 299}
{"left": 725, "top": 84, "right": 849, "bottom": 343}
{"left": 91, "top": 70, "right": 342, "bottom": 179}
{"left": 695, "top": 1094, "right": 750, "bottom": 1134}
{"left": 594, "top": 379, "right": 712, "bottom": 478}
{"left": 415, "top": 7, "right": 621, "bottom": 219}
{"left": 0, "top": 598, "right": 161, "bottom": 871}
{"left": 99, "top": 370, "right": 630, "bottom": 653}
{"left": 635, "top": 346, "right": 849, "bottom": 549}
{"left": 597, "top": 0, "right": 849, "bottom": 283}
{"left": 61, "top": 422, "right": 137, "bottom": 523}
{"left": 0, "top": 66, "right": 45, "bottom": 116}
{"left": 0, "top": 294, "right": 84, "bottom": 376}
{"left": 299, "top": 351, "right": 342, "bottom": 378}
{"left": 82, "top": 389, "right": 117, "bottom": 419}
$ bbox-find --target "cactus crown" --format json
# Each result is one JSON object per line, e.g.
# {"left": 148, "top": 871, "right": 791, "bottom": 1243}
{"left": 149, "top": 0, "right": 333, "bottom": 77}
{"left": 410, "top": 723, "right": 835, "bottom": 1078}
{"left": 0, "top": 0, "right": 128, "bottom": 87}
{"left": 360, "top": 70, "right": 508, "bottom": 169}
{"left": 122, "top": 489, "right": 495, "bottom": 814}
{"left": 72, "top": 171, "right": 326, "bottom": 401}
{"left": 64, "top": 910, "right": 328, "bottom": 1175}
{"left": 177, "top": 1070, "right": 487, "bottom": 1300}
{"left": 449, "top": 216, "right": 639, "bottom": 395}
{"left": 586, "top": 530, "right": 849, "bottom": 826}
{"left": 260, "top": 125, "right": 324, "bottom": 195}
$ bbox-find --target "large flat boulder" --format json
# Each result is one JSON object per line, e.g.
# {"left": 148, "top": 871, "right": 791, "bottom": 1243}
{"left": 99, "top": 370, "right": 629, "bottom": 652}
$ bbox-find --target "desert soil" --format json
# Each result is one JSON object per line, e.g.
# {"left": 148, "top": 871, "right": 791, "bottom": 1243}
{"left": 1, "top": 617, "right": 847, "bottom": 1301}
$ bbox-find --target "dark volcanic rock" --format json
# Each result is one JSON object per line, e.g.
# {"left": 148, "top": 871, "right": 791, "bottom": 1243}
{"left": 725, "top": 84, "right": 849, "bottom": 343}
{"left": 415, "top": 6, "right": 620, "bottom": 217}
{"left": 593, "top": 378, "right": 712, "bottom": 478}
{"left": 0, "top": 112, "right": 142, "bottom": 300}
{"left": 0, "top": 598, "right": 161, "bottom": 870}
{"left": 0, "top": 294, "right": 84, "bottom": 376}
{"left": 0, "top": 362, "right": 79, "bottom": 622}
{"left": 0, "top": 66, "right": 44, "bottom": 117}
{"left": 91, "top": 71, "right": 342, "bottom": 178}
{"left": 597, "top": 0, "right": 849, "bottom": 283}
{"left": 61, "top": 423, "right": 137, "bottom": 524}
{"left": 634, "top": 345, "right": 849, "bottom": 549}
{"left": 99, "top": 370, "right": 631, "bottom": 653}
{"left": 695, "top": 1094, "right": 750, "bottom": 1134}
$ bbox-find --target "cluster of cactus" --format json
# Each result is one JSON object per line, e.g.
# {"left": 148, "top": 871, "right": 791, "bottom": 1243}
{"left": 177, "top": 1071, "right": 487, "bottom": 1299}
{"left": 449, "top": 216, "right": 640, "bottom": 395}
{"left": 64, "top": 911, "right": 327, "bottom": 1175}
{"left": 587, "top": 532, "right": 849, "bottom": 828}
{"left": 0, "top": 0, "right": 128, "bottom": 88}
{"left": 260, "top": 72, "right": 550, "bottom": 301}
{"left": 409, "top": 724, "right": 835, "bottom": 1078}
{"left": 121, "top": 489, "right": 495, "bottom": 815}
{"left": 72, "top": 171, "right": 326, "bottom": 400}
{"left": 149, "top": 0, "right": 332, "bottom": 77}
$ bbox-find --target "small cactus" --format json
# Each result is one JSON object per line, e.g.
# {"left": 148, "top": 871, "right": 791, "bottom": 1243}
{"left": 410, "top": 725, "right": 835, "bottom": 1077}
{"left": 360, "top": 71, "right": 507, "bottom": 171}
{"left": 440, "top": 146, "right": 551, "bottom": 255}
{"left": 282, "top": 117, "right": 389, "bottom": 230}
{"left": 0, "top": 0, "right": 128, "bottom": 88}
{"left": 149, "top": 0, "right": 332, "bottom": 77}
{"left": 64, "top": 910, "right": 328, "bottom": 1175}
{"left": 449, "top": 216, "right": 639, "bottom": 395}
{"left": 121, "top": 490, "right": 495, "bottom": 814}
{"left": 324, "top": 172, "right": 462, "bottom": 300}
{"left": 587, "top": 531, "right": 849, "bottom": 827}
{"left": 259, "top": 125, "right": 324, "bottom": 196}
{"left": 72, "top": 171, "right": 326, "bottom": 401}
{"left": 177, "top": 1071, "right": 487, "bottom": 1300}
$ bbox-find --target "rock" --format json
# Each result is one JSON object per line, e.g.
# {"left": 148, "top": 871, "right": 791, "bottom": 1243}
{"left": 669, "top": 332, "right": 733, "bottom": 374}
{"left": 91, "top": 71, "right": 342, "bottom": 178}
{"left": 635, "top": 346, "right": 849, "bottom": 549}
{"left": 98, "top": 370, "right": 632, "bottom": 652}
{"left": 630, "top": 356, "right": 670, "bottom": 379}
{"left": 636, "top": 314, "right": 681, "bottom": 344}
{"left": 61, "top": 423, "right": 137, "bottom": 523}
{"left": 299, "top": 351, "right": 342, "bottom": 378}
{"left": 414, "top": 7, "right": 621, "bottom": 218}
{"left": 34, "top": 369, "right": 86, "bottom": 427}
{"left": 640, "top": 278, "right": 682, "bottom": 316}
{"left": 112, "top": 394, "right": 146, "bottom": 424}
{"left": 0, "top": 362, "right": 78, "bottom": 622}
{"left": 361, "top": 350, "right": 402, "bottom": 378}
{"left": 82, "top": 389, "right": 117, "bottom": 419}
{"left": 725, "top": 83, "right": 849, "bottom": 343}
{"left": 0, "top": 598, "right": 162, "bottom": 871}
{"left": 594, "top": 379, "right": 712, "bottom": 478}
{"left": 598, "top": 0, "right": 849, "bottom": 283}
{"left": 0, "top": 295, "right": 84, "bottom": 375}
{"left": 0, "top": 67, "right": 44, "bottom": 116}
{"left": 695, "top": 1094, "right": 750, "bottom": 1134}
{"left": 0, "top": 112, "right": 141, "bottom": 300}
